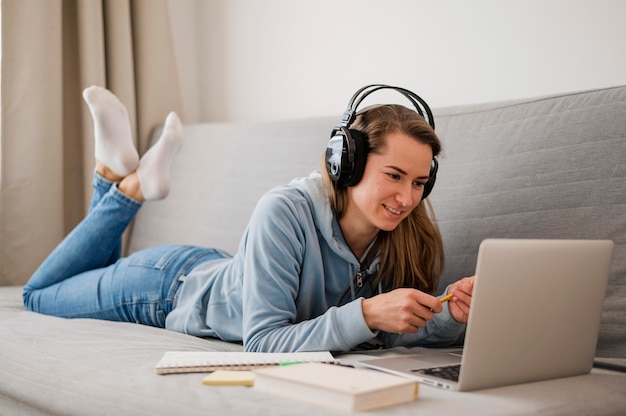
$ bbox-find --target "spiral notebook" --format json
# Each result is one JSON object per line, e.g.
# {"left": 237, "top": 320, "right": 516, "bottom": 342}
{"left": 155, "top": 350, "right": 338, "bottom": 375}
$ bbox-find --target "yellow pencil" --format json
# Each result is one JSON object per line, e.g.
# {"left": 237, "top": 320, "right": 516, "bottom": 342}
{"left": 439, "top": 293, "right": 454, "bottom": 303}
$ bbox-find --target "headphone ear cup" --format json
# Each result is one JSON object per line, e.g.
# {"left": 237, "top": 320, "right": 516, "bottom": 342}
{"left": 342, "top": 129, "right": 369, "bottom": 187}
{"left": 325, "top": 127, "right": 370, "bottom": 187}
{"left": 421, "top": 158, "right": 438, "bottom": 200}
{"left": 325, "top": 128, "right": 348, "bottom": 184}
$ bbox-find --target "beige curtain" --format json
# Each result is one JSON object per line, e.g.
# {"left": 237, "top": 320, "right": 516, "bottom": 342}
{"left": 0, "top": 0, "right": 183, "bottom": 286}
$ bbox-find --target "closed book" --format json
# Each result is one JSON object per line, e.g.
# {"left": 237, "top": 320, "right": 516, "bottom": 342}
{"left": 253, "top": 362, "right": 419, "bottom": 412}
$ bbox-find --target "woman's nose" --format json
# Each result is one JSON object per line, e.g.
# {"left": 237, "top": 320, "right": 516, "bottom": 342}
{"left": 396, "top": 183, "right": 415, "bottom": 207}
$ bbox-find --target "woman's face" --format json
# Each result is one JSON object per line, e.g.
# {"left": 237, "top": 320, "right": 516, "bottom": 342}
{"left": 343, "top": 131, "right": 434, "bottom": 239}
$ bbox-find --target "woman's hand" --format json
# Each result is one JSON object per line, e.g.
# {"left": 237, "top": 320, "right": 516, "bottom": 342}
{"left": 447, "top": 276, "right": 475, "bottom": 323}
{"left": 361, "top": 288, "right": 443, "bottom": 334}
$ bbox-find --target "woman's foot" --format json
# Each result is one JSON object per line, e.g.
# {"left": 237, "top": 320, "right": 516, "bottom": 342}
{"left": 135, "top": 112, "right": 184, "bottom": 201}
{"left": 83, "top": 86, "right": 139, "bottom": 178}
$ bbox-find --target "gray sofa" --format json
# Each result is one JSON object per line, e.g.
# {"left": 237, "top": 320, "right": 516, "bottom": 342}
{"left": 1, "top": 86, "right": 625, "bottom": 415}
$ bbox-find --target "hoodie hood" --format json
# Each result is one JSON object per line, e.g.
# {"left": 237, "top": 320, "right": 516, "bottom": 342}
{"left": 287, "top": 171, "right": 358, "bottom": 263}
{"left": 288, "top": 171, "right": 380, "bottom": 276}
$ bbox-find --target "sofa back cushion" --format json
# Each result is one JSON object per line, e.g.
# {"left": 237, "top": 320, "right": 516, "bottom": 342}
{"left": 431, "top": 86, "right": 626, "bottom": 358}
{"left": 128, "top": 118, "right": 334, "bottom": 256}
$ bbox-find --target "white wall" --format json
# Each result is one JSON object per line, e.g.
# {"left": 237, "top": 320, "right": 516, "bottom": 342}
{"left": 169, "top": 0, "right": 626, "bottom": 123}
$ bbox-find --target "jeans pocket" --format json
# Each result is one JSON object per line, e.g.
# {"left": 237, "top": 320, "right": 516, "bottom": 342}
{"left": 127, "top": 244, "right": 192, "bottom": 270}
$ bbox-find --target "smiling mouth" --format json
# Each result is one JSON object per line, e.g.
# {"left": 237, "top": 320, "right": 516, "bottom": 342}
{"left": 383, "top": 204, "right": 403, "bottom": 215}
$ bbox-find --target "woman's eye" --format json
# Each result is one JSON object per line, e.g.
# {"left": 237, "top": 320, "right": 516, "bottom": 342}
{"left": 387, "top": 173, "right": 400, "bottom": 180}
{"left": 413, "top": 181, "right": 426, "bottom": 188}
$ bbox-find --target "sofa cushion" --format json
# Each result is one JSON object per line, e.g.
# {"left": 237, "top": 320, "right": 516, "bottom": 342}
{"left": 2, "top": 285, "right": 626, "bottom": 415}
{"left": 430, "top": 86, "right": 626, "bottom": 358}
{"left": 128, "top": 118, "right": 334, "bottom": 256}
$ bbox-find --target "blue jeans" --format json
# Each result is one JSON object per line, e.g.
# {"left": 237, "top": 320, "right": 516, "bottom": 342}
{"left": 23, "top": 173, "right": 225, "bottom": 327}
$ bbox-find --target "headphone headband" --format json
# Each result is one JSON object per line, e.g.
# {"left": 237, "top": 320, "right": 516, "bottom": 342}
{"left": 340, "top": 84, "right": 435, "bottom": 130}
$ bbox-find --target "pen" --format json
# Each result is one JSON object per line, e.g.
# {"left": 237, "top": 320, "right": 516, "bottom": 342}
{"left": 439, "top": 293, "right": 454, "bottom": 303}
{"left": 280, "top": 361, "right": 354, "bottom": 368}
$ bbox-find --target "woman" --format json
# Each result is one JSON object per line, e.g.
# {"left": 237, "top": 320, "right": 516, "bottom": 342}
{"left": 23, "top": 85, "right": 474, "bottom": 352}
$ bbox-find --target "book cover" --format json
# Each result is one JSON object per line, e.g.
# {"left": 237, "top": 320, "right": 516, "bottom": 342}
{"left": 253, "top": 362, "right": 419, "bottom": 412}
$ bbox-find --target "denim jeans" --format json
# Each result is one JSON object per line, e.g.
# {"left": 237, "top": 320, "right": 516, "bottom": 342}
{"left": 23, "top": 173, "right": 225, "bottom": 327}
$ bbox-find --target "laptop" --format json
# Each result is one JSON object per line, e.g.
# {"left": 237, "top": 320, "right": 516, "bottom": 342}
{"left": 358, "top": 239, "right": 613, "bottom": 391}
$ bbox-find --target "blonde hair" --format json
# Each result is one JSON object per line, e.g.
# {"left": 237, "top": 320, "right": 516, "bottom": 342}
{"left": 322, "top": 104, "right": 445, "bottom": 293}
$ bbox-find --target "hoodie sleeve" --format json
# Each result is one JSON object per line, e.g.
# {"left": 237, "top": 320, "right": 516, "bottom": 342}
{"left": 240, "top": 189, "right": 378, "bottom": 352}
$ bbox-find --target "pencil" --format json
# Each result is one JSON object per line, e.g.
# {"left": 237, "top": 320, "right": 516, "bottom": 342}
{"left": 439, "top": 293, "right": 454, "bottom": 303}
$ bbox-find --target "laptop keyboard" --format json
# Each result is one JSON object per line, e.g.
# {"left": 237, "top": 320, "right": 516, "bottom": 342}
{"left": 414, "top": 364, "right": 461, "bottom": 382}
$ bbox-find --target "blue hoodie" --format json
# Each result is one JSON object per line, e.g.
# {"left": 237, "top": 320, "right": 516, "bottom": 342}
{"left": 165, "top": 171, "right": 465, "bottom": 352}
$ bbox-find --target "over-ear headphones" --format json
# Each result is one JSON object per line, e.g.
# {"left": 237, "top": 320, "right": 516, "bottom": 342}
{"left": 325, "top": 84, "right": 438, "bottom": 200}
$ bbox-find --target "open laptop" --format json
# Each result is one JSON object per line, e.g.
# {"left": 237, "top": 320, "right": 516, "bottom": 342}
{"left": 358, "top": 239, "right": 613, "bottom": 391}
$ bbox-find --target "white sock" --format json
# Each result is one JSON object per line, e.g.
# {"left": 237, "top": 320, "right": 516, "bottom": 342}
{"left": 136, "top": 112, "right": 183, "bottom": 201}
{"left": 83, "top": 86, "right": 139, "bottom": 177}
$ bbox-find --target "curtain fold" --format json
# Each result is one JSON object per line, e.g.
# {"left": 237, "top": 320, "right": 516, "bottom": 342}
{"left": 0, "top": 0, "right": 183, "bottom": 286}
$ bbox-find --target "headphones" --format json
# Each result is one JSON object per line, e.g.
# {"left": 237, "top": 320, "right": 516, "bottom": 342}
{"left": 325, "top": 84, "right": 438, "bottom": 200}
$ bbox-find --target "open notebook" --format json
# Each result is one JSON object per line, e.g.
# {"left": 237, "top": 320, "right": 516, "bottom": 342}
{"left": 358, "top": 239, "right": 613, "bottom": 391}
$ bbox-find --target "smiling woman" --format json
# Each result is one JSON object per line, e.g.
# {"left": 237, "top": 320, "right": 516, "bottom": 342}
{"left": 22, "top": 84, "right": 473, "bottom": 354}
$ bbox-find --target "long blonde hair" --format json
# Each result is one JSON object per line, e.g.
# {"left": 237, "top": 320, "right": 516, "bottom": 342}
{"left": 322, "top": 104, "right": 445, "bottom": 293}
